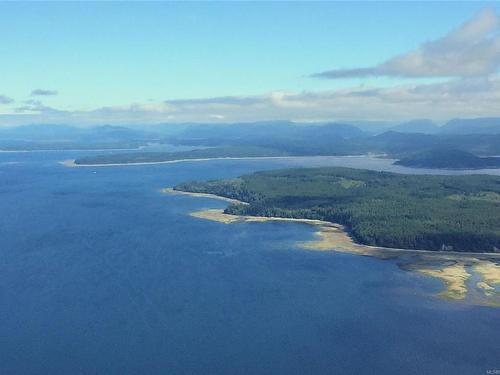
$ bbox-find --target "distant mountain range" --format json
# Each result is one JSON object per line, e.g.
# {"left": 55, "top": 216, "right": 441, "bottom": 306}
{"left": 388, "top": 117, "right": 500, "bottom": 135}
{"left": 390, "top": 119, "right": 441, "bottom": 134}
{"left": 440, "top": 118, "right": 500, "bottom": 135}
{"left": 1, "top": 117, "right": 500, "bottom": 141}
{"left": 1, "top": 118, "right": 500, "bottom": 155}
{"left": 169, "top": 122, "right": 500, "bottom": 157}
{"left": 170, "top": 121, "right": 366, "bottom": 147}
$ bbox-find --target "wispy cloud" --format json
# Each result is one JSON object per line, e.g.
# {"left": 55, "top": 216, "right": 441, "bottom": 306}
{"left": 0, "top": 95, "right": 14, "bottom": 105}
{"left": 15, "top": 99, "right": 52, "bottom": 113}
{"left": 31, "top": 89, "right": 58, "bottom": 96}
{"left": 313, "top": 8, "right": 500, "bottom": 79}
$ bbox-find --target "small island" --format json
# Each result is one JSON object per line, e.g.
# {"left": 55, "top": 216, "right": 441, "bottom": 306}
{"left": 174, "top": 167, "right": 500, "bottom": 253}
{"left": 395, "top": 149, "right": 500, "bottom": 169}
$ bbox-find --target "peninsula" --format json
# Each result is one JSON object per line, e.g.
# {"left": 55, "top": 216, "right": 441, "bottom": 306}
{"left": 173, "top": 167, "right": 500, "bottom": 253}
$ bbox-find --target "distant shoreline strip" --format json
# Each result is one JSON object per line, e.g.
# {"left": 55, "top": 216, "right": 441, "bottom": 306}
{"left": 61, "top": 155, "right": 387, "bottom": 168}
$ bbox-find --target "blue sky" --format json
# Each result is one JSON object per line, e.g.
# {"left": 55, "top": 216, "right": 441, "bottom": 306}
{"left": 1, "top": 2, "right": 500, "bottom": 125}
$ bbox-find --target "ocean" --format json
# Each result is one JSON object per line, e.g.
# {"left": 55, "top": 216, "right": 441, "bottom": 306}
{"left": 0, "top": 150, "right": 498, "bottom": 374}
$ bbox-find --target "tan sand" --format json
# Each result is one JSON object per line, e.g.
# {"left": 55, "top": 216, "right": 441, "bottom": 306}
{"left": 415, "top": 263, "right": 471, "bottom": 300}
{"left": 300, "top": 225, "right": 377, "bottom": 256}
{"left": 190, "top": 209, "right": 244, "bottom": 224}
{"left": 162, "top": 188, "right": 248, "bottom": 205}
{"left": 189, "top": 208, "right": 339, "bottom": 226}
{"left": 477, "top": 282, "right": 495, "bottom": 293}
{"left": 473, "top": 262, "right": 500, "bottom": 294}
{"left": 473, "top": 261, "right": 500, "bottom": 285}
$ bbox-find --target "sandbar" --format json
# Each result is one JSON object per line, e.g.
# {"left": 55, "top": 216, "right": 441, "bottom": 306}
{"left": 414, "top": 263, "right": 470, "bottom": 300}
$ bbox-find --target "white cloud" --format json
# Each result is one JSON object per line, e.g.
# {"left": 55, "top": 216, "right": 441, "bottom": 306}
{"left": 3, "top": 77, "right": 500, "bottom": 125}
{"left": 313, "top": 8, "right": 500, "bottom": 79}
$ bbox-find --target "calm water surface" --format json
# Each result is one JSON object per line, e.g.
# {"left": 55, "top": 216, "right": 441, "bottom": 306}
{"left": 0, "top": 151, "right": 499, "bottom": 375}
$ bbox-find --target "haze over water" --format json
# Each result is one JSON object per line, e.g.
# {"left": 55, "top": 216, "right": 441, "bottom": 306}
{"left": 1, "top": 150, "right": 499, "bottom": 375}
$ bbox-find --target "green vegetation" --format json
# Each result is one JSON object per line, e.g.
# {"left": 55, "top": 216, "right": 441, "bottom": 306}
{"left": 74, "top": 146, "right": 289, "bottom": 165}
{"left": 447, "top": 192, "right": 500, "bottom": 203}
{"left": 395, "top": 149, "right": 500, "bottom": 169}
{"left": 175, "top": 167, "right": 500, "bottom": 252}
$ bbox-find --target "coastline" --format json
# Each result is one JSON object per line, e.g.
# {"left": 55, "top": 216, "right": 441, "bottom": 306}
{"left": 394, "top": 162, "right": 500, "bottom": 171}
{"left": 188, "top": 208, "right": 500, "bottom": 259}
{"left": 60, "top": 155, "right": 391, "bottom": 168}
{"left": 164, "top": 188, "right": 500, "bottom": 259}
{"left": 161, "top": 188, "right": 249, "bottom": 205}
{"left": 163, "top": 187, "right": 500, "bottom": 305}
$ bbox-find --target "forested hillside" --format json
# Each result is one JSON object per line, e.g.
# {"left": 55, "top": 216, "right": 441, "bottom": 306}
{"left": 395, "top": 149, "right": 500, "bottom": 169}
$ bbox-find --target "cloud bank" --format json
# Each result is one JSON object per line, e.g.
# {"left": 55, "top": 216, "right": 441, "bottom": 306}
{"left": 313, "top": 8, "right": 500, "bottom": 79}
{"left": 2, "top": 77, "right": 500, "bottom": 126}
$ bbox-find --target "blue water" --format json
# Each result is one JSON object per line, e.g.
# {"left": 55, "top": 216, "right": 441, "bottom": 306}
{"left": 1, "top": 151, "right": 499, "bottom": 375}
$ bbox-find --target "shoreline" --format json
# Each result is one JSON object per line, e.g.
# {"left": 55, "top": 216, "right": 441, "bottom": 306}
{"left": 60, "top": 155, "right": 392, "bottom": 168}
{"left": 164, "top": 188, "right": 500, "bottom": 259}
{"left": 161, "top": 188, "right": 249, "bottom": 205}
{"left": 163, "top": 188, "right": 500, "bottom": 305}
{"left": 395, "top": 162, "right": 500, "bottom": 172}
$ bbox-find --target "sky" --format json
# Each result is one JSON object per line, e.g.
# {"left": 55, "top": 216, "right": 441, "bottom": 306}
{"left": 1, "top": 1, "right": 500, "bottom": 126}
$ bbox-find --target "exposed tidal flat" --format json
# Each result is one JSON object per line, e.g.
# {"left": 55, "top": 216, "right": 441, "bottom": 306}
{"left": 165, "top": 189, "right": 500, "bottom": 306}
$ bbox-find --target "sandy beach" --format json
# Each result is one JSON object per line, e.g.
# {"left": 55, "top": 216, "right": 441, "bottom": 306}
{"left": 161, "top": 188, "right": 249, "bottom": 206}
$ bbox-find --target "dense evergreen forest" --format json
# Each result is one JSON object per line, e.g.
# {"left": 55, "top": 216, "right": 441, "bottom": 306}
{"left": 175, "top": 167, "right": 500, "bottom": 252}
{"left": 395, "top": 149, "right": 500, "bottom": 169}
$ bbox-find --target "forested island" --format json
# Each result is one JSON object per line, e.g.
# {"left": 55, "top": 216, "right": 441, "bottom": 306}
{"left": 395, "top": 149, "right": 500, "bottom": 169}
{"left": 74, "top": 146, "right": 289, "bottom": 165}
{"left": 174, "top": 167, "right": 500, "bottom": 252}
